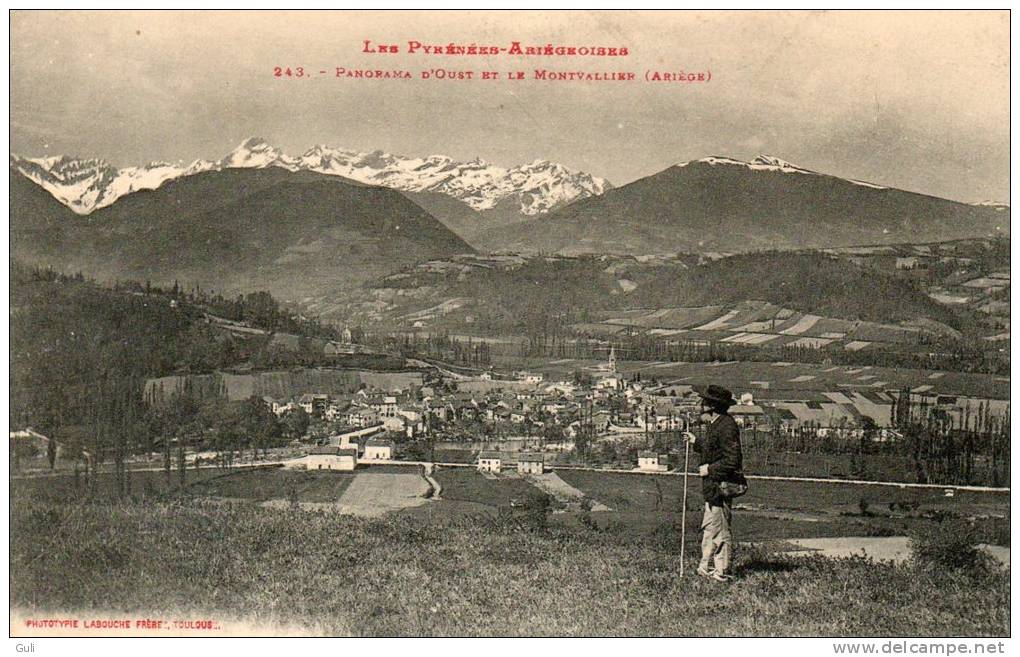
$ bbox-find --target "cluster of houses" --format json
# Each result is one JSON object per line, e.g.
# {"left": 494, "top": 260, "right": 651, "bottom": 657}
{"left": 264, "top": 390, "right": 426, "bottom": 436}
{"left": 272, "top": 347, "right": 913, "bottom": 452}
{"left": 269, "top": 347, "right": 1010, "bottom": 477}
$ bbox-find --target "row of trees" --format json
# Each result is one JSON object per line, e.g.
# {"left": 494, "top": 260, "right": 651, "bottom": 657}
{"left": 726, "top": 392, "right": 1009, "bottom": 487}
{"left": 892, "top": 393, "right": 1010, "bottom": 487}
{"left": 502, "top": 333, "right": 1008, "bottom": 376}
{"left": 365, "top": 332, "right": 494, "bottom": 368}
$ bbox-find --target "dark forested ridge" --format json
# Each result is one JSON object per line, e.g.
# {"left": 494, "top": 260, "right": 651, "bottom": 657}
{"left": 9, "top": 166, "right": 474, "bottom": 301}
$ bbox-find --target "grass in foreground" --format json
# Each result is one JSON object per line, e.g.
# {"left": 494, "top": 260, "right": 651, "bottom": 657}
{"left": 9, "top": 497, "right": 1009, "bottom": 636}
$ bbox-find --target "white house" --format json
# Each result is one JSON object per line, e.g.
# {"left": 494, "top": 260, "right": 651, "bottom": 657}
{"left": 477, "top": 451, "right": 502, "bottom": 473}
{"left": 516, "top": 371, "right": 544, "bottom": 384}
{"left": 637, "top": 451, "right": 668, "bottom": 472}
{"left": 730, "top": 404, "right": 767, "bottom": 427}
{"left": 382, "top": 415, "right": 407, "bottom": 433}
{"left": 596, "top": 374, "right": 624, "bottom": 391}
{"left": 367, "top": 395, "right": 399, "bottom": 418}
{"left": 306, "top": 446, "right": 358, "bottom": 471}
{"left": 346, "top": 407, "right": 380, "bottom": 428}
{"left": 363, "top": 438, "right": 394, "bottom": 461}
{"left": 266, "top": 397, "right": 297, "bottom": 416}
{"left": 517, "top": 453, "right": 545, "bottom": 475}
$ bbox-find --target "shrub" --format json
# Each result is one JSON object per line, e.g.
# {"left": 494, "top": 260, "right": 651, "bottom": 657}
{"left": 909, "top": 521, "right": 989, "bottom": 573}
{"left": 521, "top": 491, "right": 552, "bottom": 530}
{"left": 861, "top": 523, "right": 899, "bottom": 537}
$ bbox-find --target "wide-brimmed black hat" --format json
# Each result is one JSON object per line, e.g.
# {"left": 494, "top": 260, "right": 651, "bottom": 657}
{"left": 693, "top": 384, "right": 736, "bottom": 408}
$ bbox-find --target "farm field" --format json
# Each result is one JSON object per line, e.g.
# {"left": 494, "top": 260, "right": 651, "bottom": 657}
{"left": 493, "top": 358, "right": 1010, "bottom": 401}
{"left": 9, "top": 465, "right": 256, "bottom": 503}
{"left": 187, "top": 467, "right": 358, "bottom": 503}
{"left": 14, "top": 464, "right": 1007, "bottom": 547}
{"left": 554, "top": 470, "right": 1010, "bottom": 547}
{"left": 431, "top": 466, "right": 546, "bottom": 509}
{"left": 735, "top": 449, "right": 930, "bottom": 484}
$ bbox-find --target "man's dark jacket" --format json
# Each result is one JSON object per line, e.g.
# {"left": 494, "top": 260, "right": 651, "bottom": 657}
{"left": 693, "top": 413, "right": 743, "bottom": 506}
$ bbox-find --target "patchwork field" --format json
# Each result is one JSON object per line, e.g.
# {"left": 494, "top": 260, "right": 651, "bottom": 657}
{"left": 578, "top": 301, "right": 942, "bottom": 350}
{"left": 494, "top": 357, "right": 1010, "bottom": 401}
{"left": 11, "top": 465, "right": 1010, "bottom": 550}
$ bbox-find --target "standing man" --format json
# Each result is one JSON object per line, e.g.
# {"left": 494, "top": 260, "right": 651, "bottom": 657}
{"left": 685, "top": 384, "right": 744, "bottom": 582}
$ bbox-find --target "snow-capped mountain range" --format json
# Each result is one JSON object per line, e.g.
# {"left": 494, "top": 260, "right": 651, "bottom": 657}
{"left": 10, "top": 138, "right": 611, "bottom": 216}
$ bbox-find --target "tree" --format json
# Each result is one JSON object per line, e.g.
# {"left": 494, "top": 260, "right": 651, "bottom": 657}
{"left": 572, "top": 369, "right": 593, "bottom": 387}
{"left": 599, "top": 440, "right": 617, "bottom": 464}
{"left": 46, "top": 435, "right": 57, "bottom": 470}
{"left": 281, "top": 408, "right": 311, "bottom": 441}
{"left": 237, "top": 396, "right": 282, "bottom": 458}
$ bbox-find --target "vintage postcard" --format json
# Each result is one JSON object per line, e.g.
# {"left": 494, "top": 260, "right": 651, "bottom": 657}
{"left": 8, "top": 9, "right": 1010, "bottom": 642}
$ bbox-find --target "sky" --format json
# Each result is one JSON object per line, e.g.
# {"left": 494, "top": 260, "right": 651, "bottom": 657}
{"left": 9, "top": 10, "right": 1010, "bottom": 203}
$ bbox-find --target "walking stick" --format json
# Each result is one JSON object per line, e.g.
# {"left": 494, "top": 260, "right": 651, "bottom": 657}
{"left": 680, "top": 428, "right": 691, "bottom": 577}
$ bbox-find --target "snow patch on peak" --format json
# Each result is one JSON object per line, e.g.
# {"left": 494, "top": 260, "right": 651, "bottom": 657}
{"left": 683, "top": 156, "right": 747, "bottom": 167}
{"left": 676, "top": 155, "right": 811, "bottom": 174}
{"left": 222, "top": 137, "right": 285, "bottom": 169}
{"left": 675, "top": 154, "right": 896, "bottom": 192}
{"left": 751, "top": 155, "right": 807, "bottom": 171}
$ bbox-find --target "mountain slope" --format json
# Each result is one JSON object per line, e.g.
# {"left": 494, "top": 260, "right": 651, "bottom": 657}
{"left": 10, "top": 166, "right": 474, "bottom": 300}
{"left": 360, "top": 251, "right": 968, "bottom": 332}
{"left": 397, "top": 191, "right": 489, "bottom": 245}
{"left": 474, "top": 156, "right": 1009, "bottom": 254}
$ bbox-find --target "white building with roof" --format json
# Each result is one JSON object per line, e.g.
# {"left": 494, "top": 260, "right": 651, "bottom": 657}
{"left": 306, "top": 446, "right": 357, "bottom": 471}
{"left": 477, "top": 451, "right": 502, "bottom": 473}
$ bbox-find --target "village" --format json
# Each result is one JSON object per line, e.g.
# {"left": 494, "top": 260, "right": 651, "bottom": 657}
{"left": 267, "top": 348, "right": 947, "bottom": 475}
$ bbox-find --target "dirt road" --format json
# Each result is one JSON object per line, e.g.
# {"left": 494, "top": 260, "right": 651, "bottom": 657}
{"left": 527, "top": 472, "right": 612, "bottom": 511}
{"left": 335, "top": 472, "right": 431, "bottom": 518}
{"left": 781, "top": 536, "right": 1010, "bottom": 568}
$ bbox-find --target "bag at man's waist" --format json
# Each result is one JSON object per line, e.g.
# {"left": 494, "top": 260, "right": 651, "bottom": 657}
{"left": 718, "top": 471, "right": 748, "bottom": 499}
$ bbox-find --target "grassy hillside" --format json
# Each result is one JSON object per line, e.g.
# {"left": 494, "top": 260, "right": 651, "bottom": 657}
{"left": 375, "top": 251, "right": 967, "bottom": 332}
{"left": 476, "top": 161, "right": 1009, "bottom": 254}
{"left": 634, "top": 252, "right": 963, "bottom": 328}
{"left": 9, "top": 497, "right": 1009, "bottom": 636}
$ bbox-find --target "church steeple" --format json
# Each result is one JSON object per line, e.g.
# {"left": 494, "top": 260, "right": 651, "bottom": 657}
{"left": 609, "top": 346, "right": 617, "bottom": 373}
